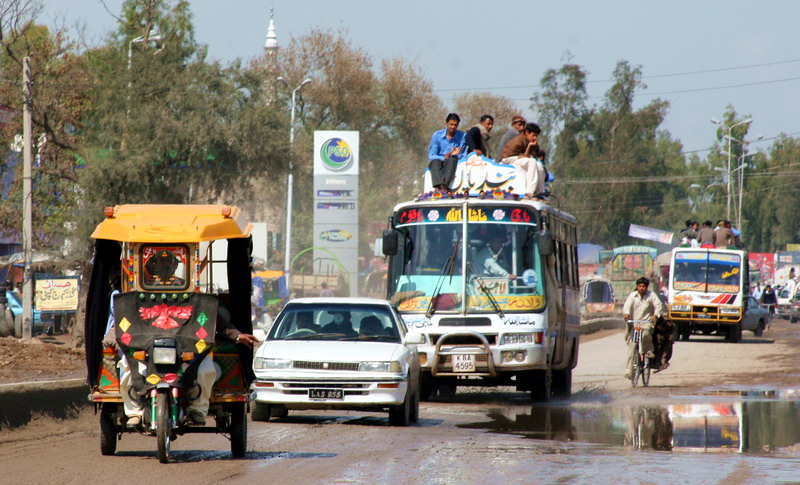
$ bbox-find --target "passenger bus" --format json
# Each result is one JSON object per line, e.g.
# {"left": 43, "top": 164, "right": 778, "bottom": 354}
{"left": 607, "top": 245, "right": 658, "bottom": 304}
{"left": 667, "top": 247, "right": 749, "bottom": 342}
{"left": 382, "top": 155, "right": 579, "bottom": 401}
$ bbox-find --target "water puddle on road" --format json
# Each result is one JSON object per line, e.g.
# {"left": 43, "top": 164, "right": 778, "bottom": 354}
{"left": 458, "top": 390, "right": 800, "bottom": 453}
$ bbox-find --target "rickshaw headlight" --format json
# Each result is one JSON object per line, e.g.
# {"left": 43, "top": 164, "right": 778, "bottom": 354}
{"left": 153, "top": 348, "right": 177, "bottom": 364}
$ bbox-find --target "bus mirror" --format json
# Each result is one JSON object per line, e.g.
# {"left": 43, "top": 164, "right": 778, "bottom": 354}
{"left": 382, "top": 230, "right": 399, "bottom": 256}
{"left": 538, "top": 230, "right": 554, "bottom": 256}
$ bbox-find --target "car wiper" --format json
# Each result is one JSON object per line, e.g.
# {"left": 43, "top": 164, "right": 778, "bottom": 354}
{"left": 284, "top": 333, "right": 330, "bottom": 340}
{"left": 340, "top": 335, "right": 400, "bottom": 342}
{"left": 466, "top": 262, "right": 505, "bottom": 319}
{"left": 426, "top": 235, "right": 461, "bottom": 319}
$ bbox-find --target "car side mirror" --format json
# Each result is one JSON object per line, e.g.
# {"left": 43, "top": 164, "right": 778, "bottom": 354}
{"left": 404, "top": 333, "right": 424, "bottom": 344}
{"left": 383, "top": 229, "right": 399, "bottom": 256}
{"left": 537, "top": 229, "right": 554, "bottom": 257}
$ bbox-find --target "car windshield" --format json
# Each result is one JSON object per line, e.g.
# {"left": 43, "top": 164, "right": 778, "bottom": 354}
{"left": 268, "top": 303, "right": 402, "bottom": 343}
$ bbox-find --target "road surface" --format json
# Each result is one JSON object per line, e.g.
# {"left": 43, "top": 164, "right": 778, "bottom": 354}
{"left": 2, "top": 318, "right": 799, "bottom": 484}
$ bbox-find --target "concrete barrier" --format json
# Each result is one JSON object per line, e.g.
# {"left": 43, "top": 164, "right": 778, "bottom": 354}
{"left": 0, "top": 378, "right": 88, "bottom": 429}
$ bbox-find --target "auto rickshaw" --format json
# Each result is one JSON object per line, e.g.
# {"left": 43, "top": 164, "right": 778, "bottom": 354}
{"left": 85, "top": 204, "right": 255, "bottom": 463}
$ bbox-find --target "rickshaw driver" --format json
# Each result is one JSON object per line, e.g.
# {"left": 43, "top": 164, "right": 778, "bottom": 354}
{"left": 622, "top": 277, "right": 665, "bottom": 379}
{"left": 144, "top": 250, "right": 184, "bottom": 286}
{"left": 104, "top": 306, "right": 259, "bottom": 426}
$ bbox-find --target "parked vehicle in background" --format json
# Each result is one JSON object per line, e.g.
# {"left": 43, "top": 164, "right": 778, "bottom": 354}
{"left": 668, "top": 247, "right": 750, "bottom": 343}
{"left": 251, "top": 297, "right": 422, "bottom": 426}
{"left": 581, "top": 276, "right": 616, "bottom": 320}
{"left": 5, "top": 290, "right": 51, "bottom": 336}
{"left": 742, "top": 296, "right": 769, "bottom": 336}
{"left": 775, "top": 281, "right": 795, "bottom": 319}
{"left": 788, "top": 294, "right": 800, "bottom": 323}
{"left": 607, "top": 245, "right": 659, "bottom": 306}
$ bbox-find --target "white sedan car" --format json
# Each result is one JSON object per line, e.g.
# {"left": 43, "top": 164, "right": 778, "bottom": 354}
{"left": 251, "top": 298, "right": 422, "bottom": 426}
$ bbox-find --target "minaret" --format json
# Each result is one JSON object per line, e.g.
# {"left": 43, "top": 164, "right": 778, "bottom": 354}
{"left": 264, "top": 9, "right": 278, "bottom": 58}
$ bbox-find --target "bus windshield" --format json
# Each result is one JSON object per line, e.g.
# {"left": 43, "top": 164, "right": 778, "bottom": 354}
{"left": 388, "top": 204, "right": 545, "bottom": 314}
{"left": 673, "top": 251, "right": 742, "bottom": 293}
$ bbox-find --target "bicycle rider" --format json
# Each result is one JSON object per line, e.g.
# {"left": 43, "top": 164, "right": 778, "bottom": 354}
{"left": 622, "top": 277, "right": 666, "bottom": 379}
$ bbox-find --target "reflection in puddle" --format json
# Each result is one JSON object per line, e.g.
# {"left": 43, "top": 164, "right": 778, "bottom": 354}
{"left": 459, "top": 398, "right": 800, "bottom": 453}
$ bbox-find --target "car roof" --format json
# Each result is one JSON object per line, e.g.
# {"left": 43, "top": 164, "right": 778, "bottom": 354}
{"left": 285, "top": 297, "right": 393, "bottom": 306}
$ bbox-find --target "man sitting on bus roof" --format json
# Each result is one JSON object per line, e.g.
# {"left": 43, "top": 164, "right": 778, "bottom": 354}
{"left": 499, "top": 122, "right": 546, "bottom": 200}
{"left": 428, "top": 113, "right": 466, "bottom": 192}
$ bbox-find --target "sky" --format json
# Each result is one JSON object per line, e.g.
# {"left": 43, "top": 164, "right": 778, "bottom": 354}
{"left": 42, "top": 0, "right": 800, "bottom": 159}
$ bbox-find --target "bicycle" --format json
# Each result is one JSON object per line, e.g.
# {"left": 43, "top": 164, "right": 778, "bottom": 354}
{"left": 628, "top": 319, "right": 654, "bottom": 387}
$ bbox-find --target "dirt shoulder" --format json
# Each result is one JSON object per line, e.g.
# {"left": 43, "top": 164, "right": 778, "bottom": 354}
{"left": 0, "top": 333, "right": 85, "bottom": 385}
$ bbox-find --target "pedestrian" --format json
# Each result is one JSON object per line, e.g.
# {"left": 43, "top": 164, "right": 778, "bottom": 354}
{"left": 319, "top": 281, "right": 334, "bottom": 297}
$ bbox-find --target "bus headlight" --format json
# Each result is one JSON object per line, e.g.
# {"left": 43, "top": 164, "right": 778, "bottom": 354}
{"left": 672, "top": 305, "right": 690, "bottom": 312}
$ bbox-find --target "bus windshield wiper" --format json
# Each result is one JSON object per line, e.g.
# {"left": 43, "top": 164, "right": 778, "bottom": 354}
{"left": 426, "top": 235, "right": 461, "bottom": 319}
{"left": 466, "top": 262, "right": 505, "bottom": 319}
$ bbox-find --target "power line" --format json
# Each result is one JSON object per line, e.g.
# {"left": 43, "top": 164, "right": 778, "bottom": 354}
{"left": 434, "top": 57, "right": 800, "bottom": 93}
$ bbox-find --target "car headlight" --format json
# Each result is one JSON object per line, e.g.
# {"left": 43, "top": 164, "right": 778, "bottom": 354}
{"left": 671, "top": 305, "right": 690, "bottom": 312}
{"left": 153, "top": 347, "right": 177, "bottom": 365}
{"left": 359, "top": 361, "right": 402, "bottom": 373}
{"left": 253, "top": 357, "right": 292, "bottom": 370}
{"left": 501, "top": 333, "right": 534, "bottom": 345}
{"left": 719, "top": 307, "right": 740, "bottom": 315}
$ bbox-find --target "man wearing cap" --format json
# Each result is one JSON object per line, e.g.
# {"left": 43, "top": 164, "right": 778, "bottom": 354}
{"left": 495, "top": 115, "right": 526, "bottom": 159}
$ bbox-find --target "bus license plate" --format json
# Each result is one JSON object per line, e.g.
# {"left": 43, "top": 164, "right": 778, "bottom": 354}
{"left": 453, "top": 354, "right": 475, "bottom": 372}
{"left": 309, "top": 389, "right": 343, "bottom": 400}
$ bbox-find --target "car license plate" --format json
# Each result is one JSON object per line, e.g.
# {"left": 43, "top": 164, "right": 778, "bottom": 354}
{"left": 309, "top": 389, "right": 343, "bottom": 400}
{"left": 453, "top": 354, "right": 475, "bottom": 372}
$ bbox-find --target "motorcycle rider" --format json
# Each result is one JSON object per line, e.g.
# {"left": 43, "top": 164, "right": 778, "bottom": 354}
{"left": 622, "top": 277, "right": 665, "bottom": 379}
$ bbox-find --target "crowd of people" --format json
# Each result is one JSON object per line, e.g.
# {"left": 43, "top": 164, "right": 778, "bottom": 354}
{"left": 427, "top": 113, "right": 549, "bottom": 200}
{"left": 679, "top": 219, "right": 743, "bottom": 248}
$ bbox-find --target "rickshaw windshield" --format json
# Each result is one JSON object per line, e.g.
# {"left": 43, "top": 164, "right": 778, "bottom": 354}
{"left": 141, "top": 244, "right": 190, "bottom": 291}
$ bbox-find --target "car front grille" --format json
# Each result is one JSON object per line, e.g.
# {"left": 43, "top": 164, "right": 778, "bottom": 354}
{"left": 293, "top": 361, "right": 360, "bottom": 371}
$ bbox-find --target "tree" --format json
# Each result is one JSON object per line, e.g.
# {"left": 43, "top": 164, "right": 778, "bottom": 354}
{"left": 267, "top": 28, "right": 442, "bottom": 261}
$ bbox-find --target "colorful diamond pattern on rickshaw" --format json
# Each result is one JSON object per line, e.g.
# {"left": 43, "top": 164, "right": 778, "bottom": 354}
{"left": 120, "top": 332, "right": 132, "bottom": 346}
{"left": 195, "top": 339, "right": 207, "bottom": 353}
{"left": 196, "top": 326, "right": 208, "bottom": 339}
{"left": 197, "top": 311, "right": 208, "bottom": 326}
{"left": 119, "top": 317, "right": 131, "bottom": 332}
{"left": 146, "top": 374, "right": 161, "bottom": 385}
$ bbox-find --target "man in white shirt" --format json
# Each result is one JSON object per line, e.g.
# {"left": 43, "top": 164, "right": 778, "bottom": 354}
{"left": 622, "top": 277, "right": 665, "bottom": 379}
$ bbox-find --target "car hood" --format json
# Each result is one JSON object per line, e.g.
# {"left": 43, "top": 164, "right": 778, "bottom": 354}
{"left": 255, "top": 340, "right": 404, "bottom": 362}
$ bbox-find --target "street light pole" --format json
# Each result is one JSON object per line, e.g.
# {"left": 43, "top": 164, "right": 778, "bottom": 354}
{"left": 710, "top": 117, "right": 752, "bottom": 221}
{"left": 277, "top": 77, "right": 312, "bottom": 291}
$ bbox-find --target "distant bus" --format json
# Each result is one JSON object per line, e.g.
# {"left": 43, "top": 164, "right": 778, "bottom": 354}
{"left": 607, "top": 245, "right": 658, "bottom": 302}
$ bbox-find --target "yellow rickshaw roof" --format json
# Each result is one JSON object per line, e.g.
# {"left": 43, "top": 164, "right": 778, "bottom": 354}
{"left": 90, "top": 204, "right": 252, "bottom": 242}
